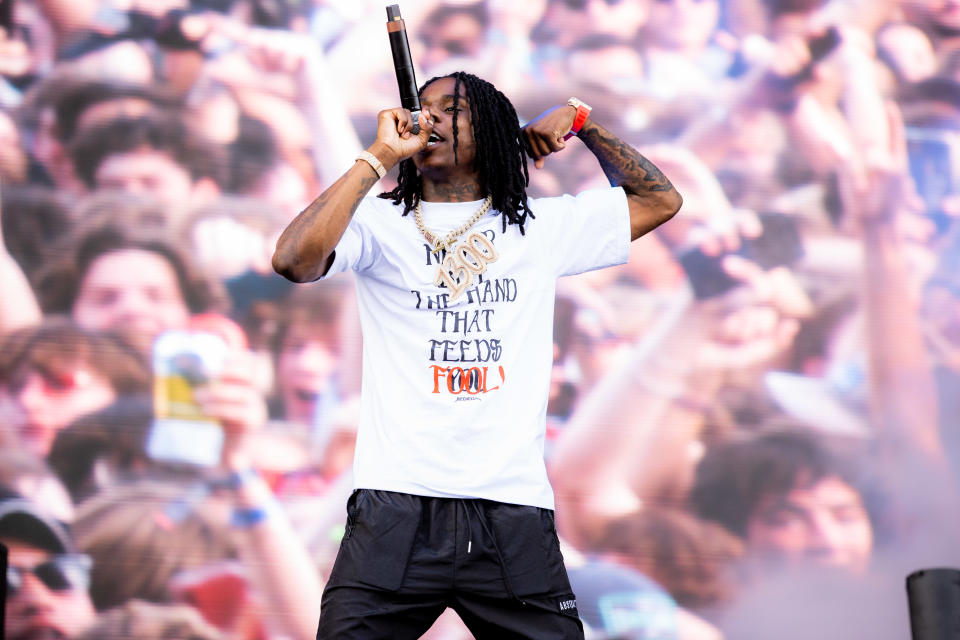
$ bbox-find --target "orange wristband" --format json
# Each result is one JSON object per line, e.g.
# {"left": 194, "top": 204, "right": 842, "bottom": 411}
{"left": 563, "top": 97, "right": 592, "bottom": 140}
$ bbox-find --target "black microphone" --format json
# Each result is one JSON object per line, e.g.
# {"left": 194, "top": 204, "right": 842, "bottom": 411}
{"left": 386, "top": 4, "right": 421, "bottom": 134}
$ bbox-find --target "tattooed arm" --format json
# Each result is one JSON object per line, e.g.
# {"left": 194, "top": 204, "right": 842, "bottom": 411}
{"left": 578, "top": 121, "right": 683, "bottom": 240}
{"left": 523, "top": 107, "right": 683, "bottom": 241}
{"left": 272, "top": 108, "right": 434, "bottom": 282}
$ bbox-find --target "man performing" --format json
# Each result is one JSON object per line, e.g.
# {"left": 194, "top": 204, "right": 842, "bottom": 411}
{"left": 272, "top": 71, "right": 682, "bottom": 639}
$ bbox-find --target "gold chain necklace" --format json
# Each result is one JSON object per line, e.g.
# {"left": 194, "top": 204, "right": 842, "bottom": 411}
{"left": 414, "top": 195, "right": 498, "bottom": 301}
{"left": 414, "top": 195, "right": 493, "bottom": 255}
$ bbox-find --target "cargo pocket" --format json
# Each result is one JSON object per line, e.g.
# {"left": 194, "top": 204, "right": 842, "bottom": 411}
{"left": 484, "top": 502, "right": 552, "bottom": 596}
{"left": 352, "top": 490, "right": 423, "bottom": 591}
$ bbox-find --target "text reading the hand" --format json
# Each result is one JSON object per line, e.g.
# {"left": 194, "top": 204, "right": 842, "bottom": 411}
{"left": 409, "top": 278, "right": 517, "bottom": 310}
{"left": 434, "top": 232, "right": 498, "bottom": 300}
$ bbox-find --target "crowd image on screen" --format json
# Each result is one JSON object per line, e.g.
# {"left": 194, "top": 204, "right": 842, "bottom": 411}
{"left": 2, "top": 0, "right": 960, "bottom": 638}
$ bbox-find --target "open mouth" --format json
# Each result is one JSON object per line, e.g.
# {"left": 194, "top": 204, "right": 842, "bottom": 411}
{"left": 427, "top": 132, "right": 444, "bottom": 147}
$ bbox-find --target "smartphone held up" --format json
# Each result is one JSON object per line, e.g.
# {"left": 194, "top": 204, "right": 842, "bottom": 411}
{"left": 148, "top": 330, "right": 228, "bottom": 467}
{"left": 147, "top": 314, "right": 248, "bottom": 467}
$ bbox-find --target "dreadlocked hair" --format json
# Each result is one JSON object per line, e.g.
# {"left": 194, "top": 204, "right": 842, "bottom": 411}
{"left": 378, "top": 71, "right": 534, "bottom": 235}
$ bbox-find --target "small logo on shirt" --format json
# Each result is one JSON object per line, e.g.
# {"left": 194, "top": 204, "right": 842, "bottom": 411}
{"left": 455, "top": 396, "right": 481, "bottom": 402}
{"left": 559, "top": 598, "right": 578, "bottom": 612}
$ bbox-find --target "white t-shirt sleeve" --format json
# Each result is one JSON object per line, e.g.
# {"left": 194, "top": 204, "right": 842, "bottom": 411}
{"left": 532, "top": 187, "right": 631, "bottom": 277}
{"left": 322, "top": 198, "right": 383, "bottom": 277}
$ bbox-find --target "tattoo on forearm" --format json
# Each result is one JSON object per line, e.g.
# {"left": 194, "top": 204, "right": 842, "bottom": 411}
{"left": 352, "top": 174, "right": 378, "bottom": 207}
{"left": 278, "top": 173, "right": 377, "bottom": 269}
{"left": 579, "top": 124, "right": 675, "bottom": 194}
{"left": 278, "top": 191, "right": 328, "bottom": 268}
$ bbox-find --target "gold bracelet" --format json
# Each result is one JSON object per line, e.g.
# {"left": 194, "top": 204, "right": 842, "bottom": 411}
{"left": 356, "top": 150, "right": 387, "bottom": 179}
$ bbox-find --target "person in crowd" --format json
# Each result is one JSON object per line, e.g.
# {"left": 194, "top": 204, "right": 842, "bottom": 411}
{"left": 690, "top": 430, "right": 877, "bottom": 576}
{"left": 70, "top": 480, "right": 240, "bottom": 612}
{"left": 34, "top": 211, "right": 227, "bottom": 345}
{"left": 1, "top": 490, "right": 97, "bottom": 640}
{"left": 531, "top": 0, "right": 650, "bottom": 52}
{"left": 263, "top": 282, "right": 348, "bottom": 429}
{"left": 73, "top": 473, "right": 323, "bottom": 639}
{"left": 68, "top": 114, "right": 226, "bottom": 206}
{"left": 217, "top": 116, "right": 314, "bottom": 214}
{"left": 15, "top": 75, "right": 180, "bottom": 191}
{"left": 417, "top": 2, "right": 489, "bottom": 76}
{"left": 0, "top": 319, "right": 150, "bottom": 459}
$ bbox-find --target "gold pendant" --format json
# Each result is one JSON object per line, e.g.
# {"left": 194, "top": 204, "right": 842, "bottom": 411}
{"left": 434, "top": 232, "right": 498, "bottom": 301}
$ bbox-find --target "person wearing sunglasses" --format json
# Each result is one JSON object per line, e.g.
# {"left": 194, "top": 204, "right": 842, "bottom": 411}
{"left": 0, "top": 493, "right": 97, "bottom": 640}
{"left": 0, "top": 319, "right": 150, "bottom": 460}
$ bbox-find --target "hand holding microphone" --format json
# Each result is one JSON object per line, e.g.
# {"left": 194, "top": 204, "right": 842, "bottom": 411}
{"left": 386, "top": 4, "right": 422, "bottom": 134}
{"left": 369, "top": 105, "right": 433, "bottom": 166}
{"left": 355, "top": 3, "right": 430, "bottom": 179}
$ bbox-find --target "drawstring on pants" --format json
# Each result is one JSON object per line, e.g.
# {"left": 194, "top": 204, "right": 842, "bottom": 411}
{"left": 463, "top": 500, "right": 523, "bottom": 603}
{"left": 461, "top": 499, "right": 476, "bottom": 555}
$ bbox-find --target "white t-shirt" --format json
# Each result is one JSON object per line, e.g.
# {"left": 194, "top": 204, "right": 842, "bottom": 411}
{"left": 323, "top": 187, "right": 630, "bottom": 509}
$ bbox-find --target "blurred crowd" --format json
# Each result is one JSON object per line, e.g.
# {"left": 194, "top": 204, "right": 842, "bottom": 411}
{"left": 2, "top": 0, "right": 960, "bottom": 638}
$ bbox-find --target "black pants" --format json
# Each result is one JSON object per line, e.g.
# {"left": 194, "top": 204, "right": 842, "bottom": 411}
{"left": 316, "top": 490, "right": 583, "bottom": 639}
